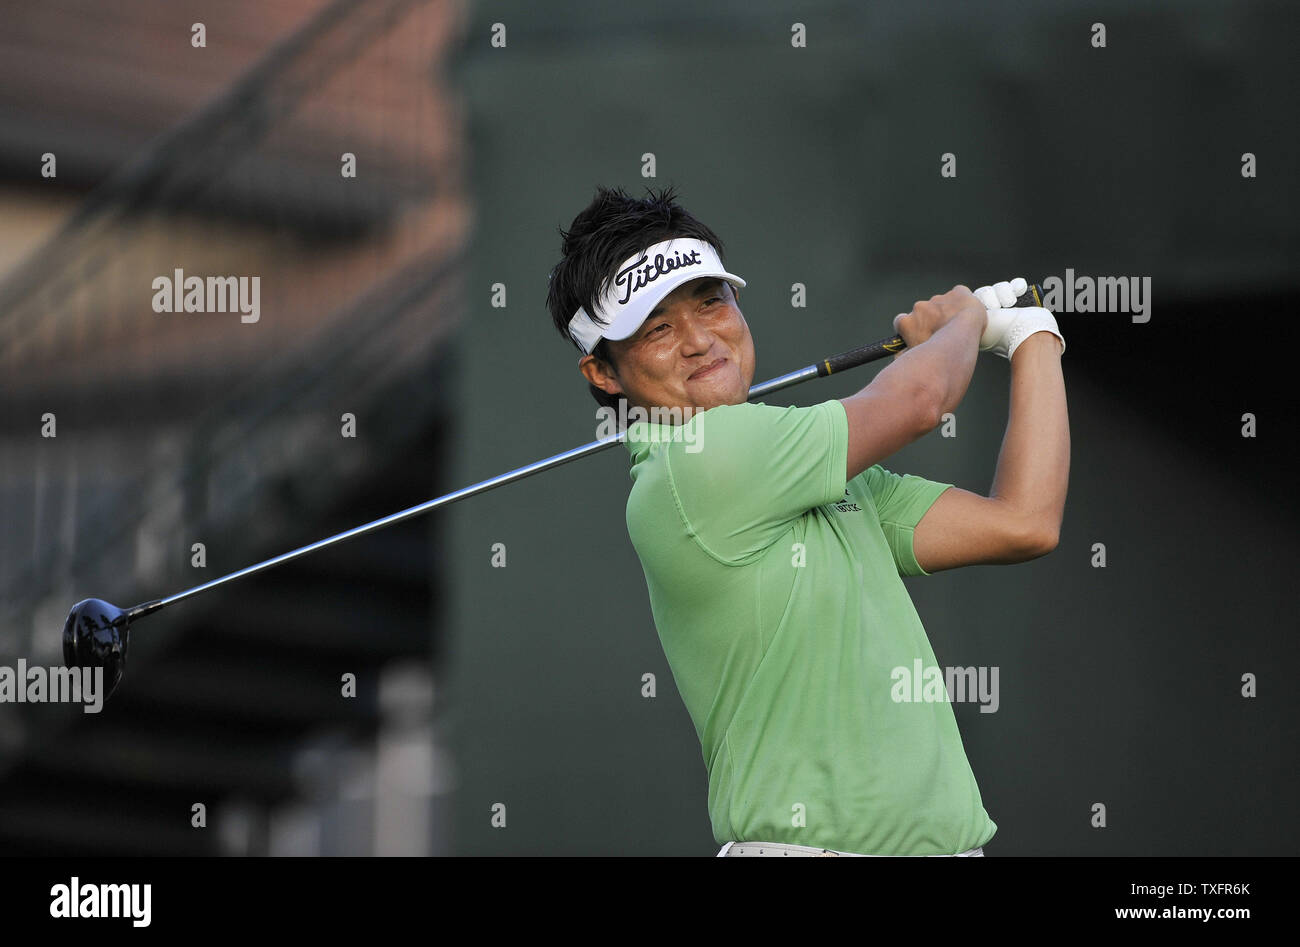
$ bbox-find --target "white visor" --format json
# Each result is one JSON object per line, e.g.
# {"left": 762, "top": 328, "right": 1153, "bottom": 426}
{"left": 567, "top": 237, "right": 745, "bottom": 354}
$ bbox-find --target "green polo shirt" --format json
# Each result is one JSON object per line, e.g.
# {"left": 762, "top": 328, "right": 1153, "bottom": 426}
{"left": 624, "top": 399, "right": 996, "bottom": 855}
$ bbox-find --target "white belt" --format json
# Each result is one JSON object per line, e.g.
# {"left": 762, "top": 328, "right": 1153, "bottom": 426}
{"left": 717, "top": 841, "right": 984, "bottom": 857}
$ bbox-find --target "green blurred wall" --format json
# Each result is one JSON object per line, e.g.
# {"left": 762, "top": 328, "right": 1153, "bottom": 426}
{"left": 444, "top": 0, "right": 1298, "bottom": 854}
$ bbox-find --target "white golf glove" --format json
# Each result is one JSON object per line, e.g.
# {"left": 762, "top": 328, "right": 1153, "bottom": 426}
{"left": 974, "top": 277, "right": 1065, "bottom": 359}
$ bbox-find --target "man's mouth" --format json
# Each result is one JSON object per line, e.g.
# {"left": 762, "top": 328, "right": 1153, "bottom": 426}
{"left": 689, "top": 357, "right": 727, "bottom": 380}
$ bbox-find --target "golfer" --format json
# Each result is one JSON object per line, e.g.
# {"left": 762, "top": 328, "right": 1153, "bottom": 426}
{"left": 546, "top": 186, "right": 1069, "bottom": 856}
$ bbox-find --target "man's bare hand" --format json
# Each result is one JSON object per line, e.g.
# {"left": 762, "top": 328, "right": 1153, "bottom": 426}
{"left": 893, "top": 285, "right": 987, "bottom": 350}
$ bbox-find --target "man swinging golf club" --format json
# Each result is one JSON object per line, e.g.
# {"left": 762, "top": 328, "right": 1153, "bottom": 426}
{"left": 546, "top": 185, "right": 1069, "bottom": 857}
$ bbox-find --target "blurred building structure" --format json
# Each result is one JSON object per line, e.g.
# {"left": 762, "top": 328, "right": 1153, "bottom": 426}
{"left": 0, "top": 0, "right": 468, "bottom": 855}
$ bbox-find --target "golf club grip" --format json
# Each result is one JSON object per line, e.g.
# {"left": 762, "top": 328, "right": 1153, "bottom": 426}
{"left": 816, "top": 281, "right": 1048, "bottom": 378}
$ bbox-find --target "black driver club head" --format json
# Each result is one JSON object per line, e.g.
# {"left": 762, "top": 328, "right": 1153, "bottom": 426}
{"left": 62, "top": 598, "right": 130, "bottom": 700}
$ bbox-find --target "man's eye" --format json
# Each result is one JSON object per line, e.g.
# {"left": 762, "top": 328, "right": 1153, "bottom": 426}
{"left": 650, "top": 323, "right": 670, "bottom": 334}
{"left": 705, "top": 296, "right": 722, "bottom": 306}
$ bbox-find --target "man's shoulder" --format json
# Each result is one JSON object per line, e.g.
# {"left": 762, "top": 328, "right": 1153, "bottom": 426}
{"left": 690, "top": 398, "right": 842, "bottom": 443}
{"left": 643, "top": 399, "right": 844, "bottom": 484}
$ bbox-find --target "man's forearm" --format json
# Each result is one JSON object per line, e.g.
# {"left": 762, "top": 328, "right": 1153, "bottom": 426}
{"left": 876, "top": 308, "right": 984, "bottom": 421}
{"left": 990, "top": 332, "right": 1070, "bottom": 538}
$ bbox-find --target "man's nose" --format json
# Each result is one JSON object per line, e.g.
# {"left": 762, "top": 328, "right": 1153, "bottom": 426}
{"left": 679, "top": 314, "right": 714, "bottom": 354}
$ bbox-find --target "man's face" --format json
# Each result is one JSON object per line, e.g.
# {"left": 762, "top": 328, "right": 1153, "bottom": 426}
{"left": 580, "top": 277, "right": 756, "bottom": 417}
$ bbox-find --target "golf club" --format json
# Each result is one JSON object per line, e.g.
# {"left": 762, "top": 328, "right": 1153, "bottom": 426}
{"left": 63, "top": 281, "right": 1049, "bottom": 699}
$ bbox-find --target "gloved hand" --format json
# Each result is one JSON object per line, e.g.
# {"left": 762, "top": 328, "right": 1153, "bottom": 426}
{"left": 974, "top": 278, "right": 1065, "bottom": 359}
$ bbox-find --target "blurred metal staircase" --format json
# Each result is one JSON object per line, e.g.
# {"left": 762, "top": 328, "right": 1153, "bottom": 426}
{"left": 0, "top": 0, "right": 466, "bottom": 854}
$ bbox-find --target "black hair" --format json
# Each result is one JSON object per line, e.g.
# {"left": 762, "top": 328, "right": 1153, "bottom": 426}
{"left": 546, "top": 184, "right": 730, "bottom": 410}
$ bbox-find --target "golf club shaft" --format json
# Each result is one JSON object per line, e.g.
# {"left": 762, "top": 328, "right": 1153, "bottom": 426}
{"left": 125, "top": 282, "right": 1046, "bottom": 621}
{"left": 120, "top": 337, "right": 895, "bottom": 619}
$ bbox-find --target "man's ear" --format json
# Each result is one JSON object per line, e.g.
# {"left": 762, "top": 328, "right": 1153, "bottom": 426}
{"left": 579, "top": 352, "right": 623, "bottom": 395}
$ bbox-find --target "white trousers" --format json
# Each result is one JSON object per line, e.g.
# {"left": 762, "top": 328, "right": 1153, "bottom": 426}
{"left": 717, "top": 841, "right": 984, "bottom": 857}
